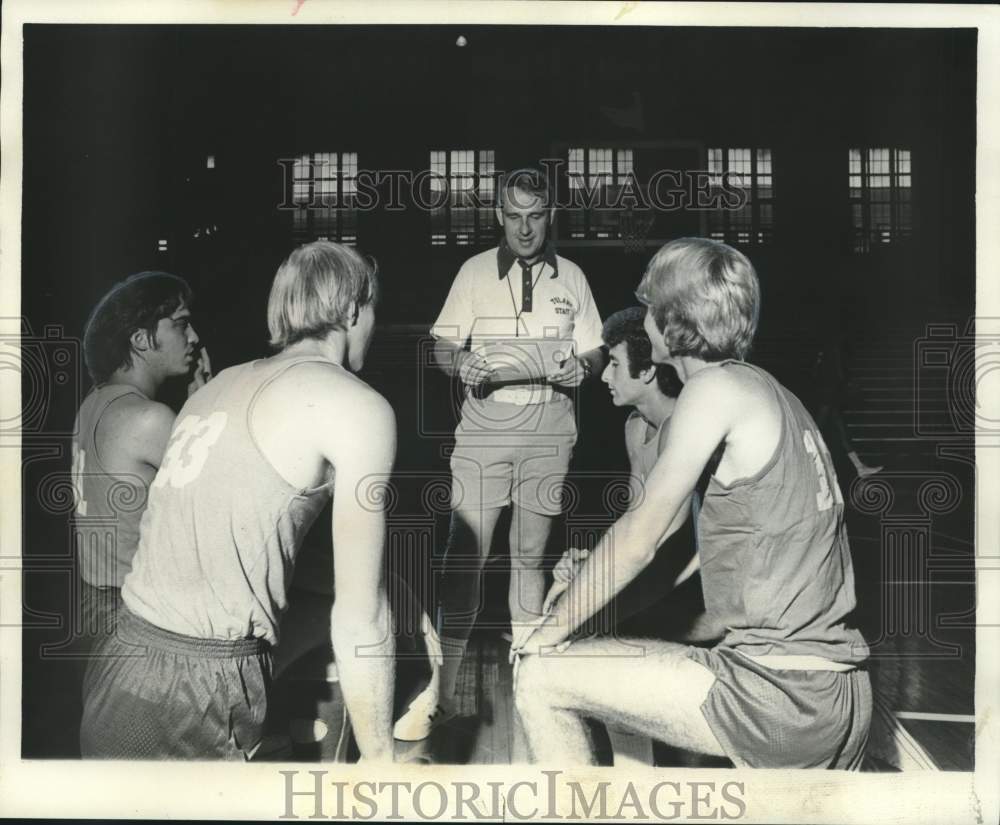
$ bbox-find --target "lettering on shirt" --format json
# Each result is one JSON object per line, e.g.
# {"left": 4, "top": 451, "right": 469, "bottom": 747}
{"left": 803, "top": 429, "right": 844, "bottom": 511}
{"left": 154, "top": 411, "right": 228, "bottom": 490}
{"left": 550, "top": 295, "right": 575, "bottom": 315}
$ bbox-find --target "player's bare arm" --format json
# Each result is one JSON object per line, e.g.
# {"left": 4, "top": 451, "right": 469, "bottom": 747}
{"left": 516, "top": 367, "right": 740, "bottom": 655}
{"left": 95, "top": 396, "right": 175, "bottom": 477}
{"left": 251, "top": 360, "right": 397, "bottom": 760}
{"left": 316, "top": 376, "right": 397, "bottom": 763}
{"left": 542, "top": 414, "right": 682, "bottom": 614}
{"left": 128, "top": 400, "right": 176, "bottom": 470}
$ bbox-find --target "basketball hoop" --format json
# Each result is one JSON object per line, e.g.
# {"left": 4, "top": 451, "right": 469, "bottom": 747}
{"left": 618, "top": 207, "right": 655, "bottom": 254}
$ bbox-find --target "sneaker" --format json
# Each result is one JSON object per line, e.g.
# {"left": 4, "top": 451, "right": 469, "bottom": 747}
{"left": 857, "top": 464, "right": 884, "bottom": 479}
{"left": 393, "top": 685, "right": 455, "bottom": 741}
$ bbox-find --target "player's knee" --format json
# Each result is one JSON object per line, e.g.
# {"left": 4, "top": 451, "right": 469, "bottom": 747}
{"left": 451, "top": 508, "right": 496, "bottom": 550}
{"left": 509, "top": 548, "right": 545, "bottom": 572}
{"left": 513, "top": 656, "right": 549, "bottom": 712}
{"left": 510, "top": 533, "right": 549, "bottom": 565}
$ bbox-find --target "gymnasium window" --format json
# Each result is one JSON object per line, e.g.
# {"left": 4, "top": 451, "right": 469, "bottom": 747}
{"left": 288, "top": 152, "right": 359, "bottom": 245}
{"left": 706, "top": 148, "right": 774, "bottom": 245}
{"left": 565, "top": 147, "right": 636, "bottom": 240}
{"left": 849, "top": 148, "right": 912, "bottom": 253}
{"left": 429, "top": 149, "right": 496, "bottom": 246}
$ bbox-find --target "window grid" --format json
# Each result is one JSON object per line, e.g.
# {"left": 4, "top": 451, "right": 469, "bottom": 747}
{"left": 566, "top": 147, "right": 637, "bottom": 240}
{"left": 430, "top": 148, "right": 497, "bottom": 246}
{"left": 849, "top": 147, "right": 912, "bottom": 253}
{"left": 290, "top": 152, "right": 358, "bottom": 245}
{"left": 707, "top": 147, "right": 774, "bottom": 245}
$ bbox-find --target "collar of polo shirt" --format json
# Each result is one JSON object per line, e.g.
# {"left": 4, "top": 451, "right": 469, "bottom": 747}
{"left": 496, "top": 239, "right": 560, "bottom": 280}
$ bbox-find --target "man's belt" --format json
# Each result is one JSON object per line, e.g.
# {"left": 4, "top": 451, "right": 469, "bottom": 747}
{"left": 487, "top": 385, "right": 557, "bottom": 405}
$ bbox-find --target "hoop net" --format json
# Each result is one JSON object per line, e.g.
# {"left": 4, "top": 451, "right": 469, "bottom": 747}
{"left": 618, "top": 207, "right": 655, "bottom": 254}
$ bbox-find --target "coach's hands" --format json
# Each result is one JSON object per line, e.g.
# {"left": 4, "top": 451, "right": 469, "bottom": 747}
{"left": 546, "top": 356, "right": 587, "bottom": 388}
{"left": 187, "top": 347, "right": 213, "bottom": 397}
{"left": 542, "top": 546, "right": 591, "bottom": 614}
{"left": 458, "top": 351, "right": 496, "bottom": 388}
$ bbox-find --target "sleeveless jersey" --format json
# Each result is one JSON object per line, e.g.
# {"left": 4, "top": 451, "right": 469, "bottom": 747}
{"left": 72, "top": 384, "right": 151, "bottom": 588}
{"left": 697, "top": 361, "right": 868, "bottom": 664}
{"left": 620, "top": 408, "right": 701, "bottom": 612}
{"left": 123, "top": 357, "right": 335, "bottom": 644}
{"left": 624, "top": 410, "right": 666, "bottom": 487}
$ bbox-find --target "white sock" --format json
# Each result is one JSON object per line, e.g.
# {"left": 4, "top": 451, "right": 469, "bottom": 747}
{"left": 437, "top": 636, "right": 469, "bottom": 707}
{"left": 848, "top": 451, "right": 864, "bottom": 470}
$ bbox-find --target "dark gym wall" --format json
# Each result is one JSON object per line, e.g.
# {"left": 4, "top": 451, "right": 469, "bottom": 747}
{"left": 23, "top": 25, "right": 976, "bottom": 359}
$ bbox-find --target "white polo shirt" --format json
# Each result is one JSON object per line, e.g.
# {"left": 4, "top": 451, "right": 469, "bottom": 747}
{"left": 431, "top": 245, "right": 604, "bottom": 404}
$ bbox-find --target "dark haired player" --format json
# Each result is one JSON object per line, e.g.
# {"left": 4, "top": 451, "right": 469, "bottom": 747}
{"left": 72, "top": 271, "right": 209, "bottom": 649}
{"left": 543, "top": 307, "right": 701, "bottom": 639}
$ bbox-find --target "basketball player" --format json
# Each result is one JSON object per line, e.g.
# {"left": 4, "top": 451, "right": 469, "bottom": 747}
{"left": 543, "top": 306, "right": 700, "bottom": 636}
{"left": 72, "top": 271, "right": 209, "bottom": 650}
{"left": 393, "top": 168, "right": 605, "bottom": 740}
{"left": 80, "top": 242, "right": 395, "bottom": 761}
{"left": 512, "top": 238, "right": 872, "bottom": 769}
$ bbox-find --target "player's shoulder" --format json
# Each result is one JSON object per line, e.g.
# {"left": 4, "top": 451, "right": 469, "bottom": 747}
{"left": 278, "top": 360, "right": 393, "bottom": 423}
{"left": 623, "top": 410, "right": 646, "bottom": 450}
{"left": 271, "top": 357, "right": 361, "bottom": 391}
{"left": 109, "top": 394, "right": 175, "bottom": 438}
{"left": 683, "top": 362, "right": 776, "bottom": 417}
{"left": 624, "top": 408, "right": 645, "bottom": 432}
{"left": 679, "top": 361, "right": 746, "bottom": 403}
{"left": 337, "top": 374, "right": 393, "bottom": 420}
{"left": 721, "top": 361, "right": 780, "bottom": 398}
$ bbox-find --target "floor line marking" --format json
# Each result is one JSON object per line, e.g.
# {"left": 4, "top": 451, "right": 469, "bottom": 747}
{"left": 894, "top": 711, "right": 975, "bottom": 723}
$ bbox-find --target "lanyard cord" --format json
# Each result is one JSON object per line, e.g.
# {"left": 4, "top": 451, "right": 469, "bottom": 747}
{"left": 504, "top": 261, "right": 544, "bottom": 338}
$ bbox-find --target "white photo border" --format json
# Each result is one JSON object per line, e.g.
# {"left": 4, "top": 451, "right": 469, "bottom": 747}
{"left": 1, "top": 2, "right": 997, "bottom": 822}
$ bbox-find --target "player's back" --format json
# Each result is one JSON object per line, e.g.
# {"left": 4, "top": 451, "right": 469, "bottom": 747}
{"left": 123, "top": 356, "right": 340, "bottom": 644}
{"left": 698, "top": 361, "right": 868, "bottom": 664}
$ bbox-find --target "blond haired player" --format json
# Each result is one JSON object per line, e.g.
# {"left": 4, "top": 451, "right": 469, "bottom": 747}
{"left": 81, "top": 242, "right": 395, "bottom": 761}
{"left": 513, "top": 239, "right": 871, "bottom": 769}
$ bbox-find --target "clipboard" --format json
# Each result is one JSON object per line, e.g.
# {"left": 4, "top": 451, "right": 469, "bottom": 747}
{"left": 481, "top": 339, "right": 575, "bottom": 383}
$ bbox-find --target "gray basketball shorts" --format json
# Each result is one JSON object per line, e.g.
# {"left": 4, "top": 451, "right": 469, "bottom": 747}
{"left": 686, "top": 645, "right": 872, "bottom": 769}
{"left": 80, "top": 605, "right": 271, "bottom": 760}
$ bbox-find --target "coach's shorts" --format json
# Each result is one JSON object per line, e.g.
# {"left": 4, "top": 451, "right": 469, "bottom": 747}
{"left": 80, "top": 606, "right": 271, "bottom": 760}
{"left": 450, "top": 395, "right": 576, "bottom": 517}
{"left": 686, "top": 645, "right": 872, "bottom": 769}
